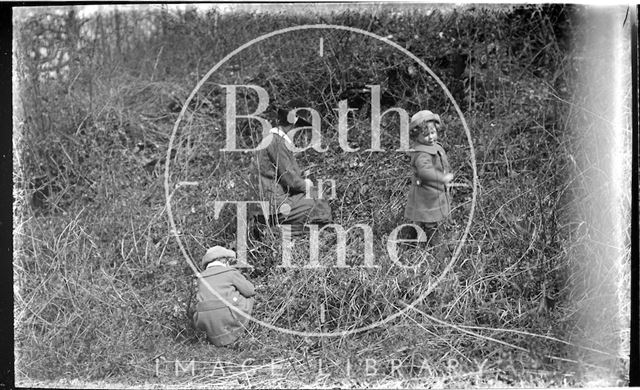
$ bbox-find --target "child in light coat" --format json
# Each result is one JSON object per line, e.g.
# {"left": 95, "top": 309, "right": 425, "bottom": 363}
{"left": 404, "top": 110, "right": 453, "bottom": 251}
{"left": 192, "top": 246, "right": 256, "bottom": 346}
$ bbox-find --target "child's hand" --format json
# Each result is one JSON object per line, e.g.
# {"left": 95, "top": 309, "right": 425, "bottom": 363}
{"left": 443, "top": 173, "right": 454, "bottom": 184}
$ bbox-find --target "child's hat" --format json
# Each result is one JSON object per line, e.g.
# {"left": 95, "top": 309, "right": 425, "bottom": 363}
{"left": 201, "top": 246, "right": 236, "bottom": 268}
{"left": 410, "top": 110, "right": 441, "bottom": 129}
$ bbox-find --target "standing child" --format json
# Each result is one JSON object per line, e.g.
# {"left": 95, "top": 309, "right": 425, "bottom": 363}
{"left": 404, "top": 110, "right": 453, "bottom": 252}
{"left": 193, "top": 246, "right": 256, "bottom": 347}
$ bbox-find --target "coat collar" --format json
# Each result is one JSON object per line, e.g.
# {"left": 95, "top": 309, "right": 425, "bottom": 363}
{"left": 411, "top": 142, "right": 443, "bottom": 154}
{"left": 201, "top": 264, "right": 235, "bottom": 277}
{"left": 270, "top": 127, "right": 293, "bottom": 144}
{"left": 206, "top": 260, "right": 227, "bottom": 269}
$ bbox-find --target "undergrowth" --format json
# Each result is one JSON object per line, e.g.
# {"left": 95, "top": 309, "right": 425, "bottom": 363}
{"left": 13, "top": 4, "right": 629, "bottom": 388}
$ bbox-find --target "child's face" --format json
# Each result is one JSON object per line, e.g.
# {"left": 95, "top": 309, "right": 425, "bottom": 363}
{"left": 416, "top": 121, "right": 438, "bottom": 145}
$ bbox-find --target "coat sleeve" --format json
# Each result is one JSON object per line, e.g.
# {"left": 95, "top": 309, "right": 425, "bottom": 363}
{"left": 415, "top": 153, "right": 446, "bottom": 184}
{"left": 440, "top": 150, "right": 451, "bottom": 173}
{"left": 232, "top": 271, "right": 256, "bottom": 298}
{"left": 267, "top": 138, "right": 307, "bottom": 194}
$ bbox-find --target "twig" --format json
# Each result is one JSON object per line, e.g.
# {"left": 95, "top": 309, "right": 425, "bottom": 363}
{"left": 455, "top": 323, "right": 617, "bottom": 358}
{"left": 151, "top": 46, "right": 164, "bottom": 82}
{"left": 403, "top": 302, "right": 529, "bottom": 353}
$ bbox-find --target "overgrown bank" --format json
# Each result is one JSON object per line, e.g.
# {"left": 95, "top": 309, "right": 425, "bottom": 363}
{"left": 14, "top": 4, "right": 629, "bottom": 387}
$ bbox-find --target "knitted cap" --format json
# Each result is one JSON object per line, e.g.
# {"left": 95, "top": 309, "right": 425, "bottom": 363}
{"left": 201, "top": 246, "right": 236, "bottom": 268}
{"left": 410, "top": 110, "right": 441, "bottom": 129}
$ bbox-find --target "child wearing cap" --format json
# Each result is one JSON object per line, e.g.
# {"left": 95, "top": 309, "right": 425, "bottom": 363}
{"left": 192, "top": 246, "right": 256, "bottom": 347}
{"left": 403, "top": 110, "right": 453, "bottom": 252}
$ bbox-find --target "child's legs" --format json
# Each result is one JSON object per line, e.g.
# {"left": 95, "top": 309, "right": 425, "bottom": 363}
{"left": 421, "top": 222, "right": 438, "bottom": 246}
{"left": 398, "top": 223, "right": 419, "bottom": 249}
{"left": 399, "top": 222, "right": 437, "bottom": 249}
{"left": 428, "top": 221, "right": 456, "bottom": 259}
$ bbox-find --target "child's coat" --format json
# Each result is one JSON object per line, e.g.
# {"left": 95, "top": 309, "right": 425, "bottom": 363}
{"left": 193, "top": 265, "right": 255, "bottom": 347}
{"left": 252, "top": 128, "right": 332, "bottom": 232}
{"left": 404, "top": 142, "right": 451, "bottom": 223}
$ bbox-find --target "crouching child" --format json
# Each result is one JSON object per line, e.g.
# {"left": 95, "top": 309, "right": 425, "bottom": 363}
{"left": 193, "top": 246, "right": 255, "bottom": 347}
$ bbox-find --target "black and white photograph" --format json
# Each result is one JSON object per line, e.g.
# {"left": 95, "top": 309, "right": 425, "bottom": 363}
{"left": 12, "top": 3, "right": 634, "bottom": 388}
